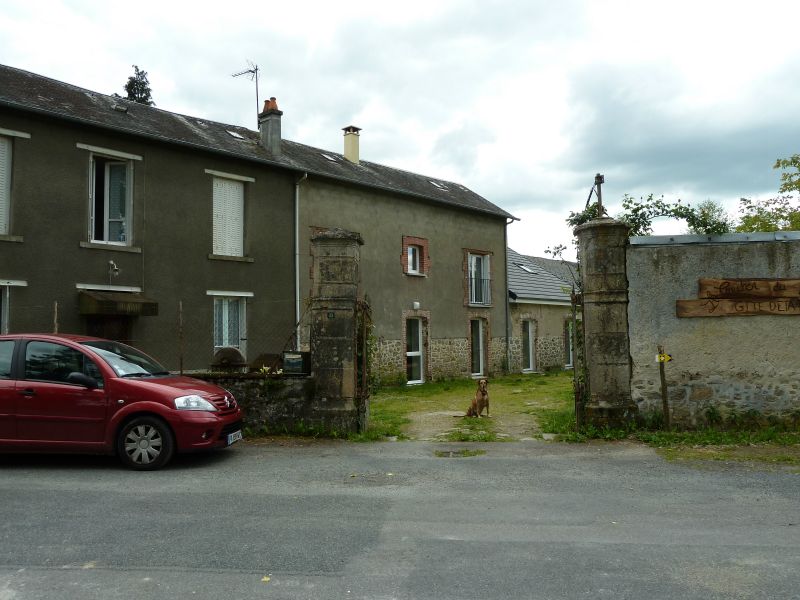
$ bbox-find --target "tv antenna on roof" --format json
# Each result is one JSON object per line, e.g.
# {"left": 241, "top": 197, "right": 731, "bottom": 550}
{"left": 232, "top": 61, "right": 260, "bottom": 126}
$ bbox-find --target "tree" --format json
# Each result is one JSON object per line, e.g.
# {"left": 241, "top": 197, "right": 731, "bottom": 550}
{"left": 734, "top": 154, "right": 800, "bottom": 232}
{"left": 774, "top": 154, "right": 800, "bottom": 195}
{"left": 124, "top": 65, "right": 155, "bottom": 106}
{"left": 685, "top": 199, "right": 735, "bottom": 235}
{"left": 736, "top": 195, "right": 800, "bottom": 232}
{"left": 566, "top": 194, "right": 732, "bottom": 237}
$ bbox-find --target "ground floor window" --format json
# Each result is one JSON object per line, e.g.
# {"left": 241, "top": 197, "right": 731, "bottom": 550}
{"left": 0, "top": 281, "right": 27, "bottom": 335}
{"left": 0, "top": 287, "right": 7, "bottom": 335}
{"left": 522, "top": 320, "right": 536, "bottom": 371}
{"left": 565, "top": 320, "right": 574, "bottom": 367}
{"left": 406, "top": 318, "right": 424, "bottom": 384}
{"left": 470, "top": 319, "right": 485, "bottom": 376}
{"left": 214, "top": 296, "right": 247, "bottom": 356}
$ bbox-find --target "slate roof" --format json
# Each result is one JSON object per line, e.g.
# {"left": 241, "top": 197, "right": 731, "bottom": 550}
{"left": 0, "top": 64, "right": 513, "bottom": 220}
{"left": 525, "top": 255, "right": 579, "bottom": 287}
{"left": 507, "top": 248, "right": 573, "bottom": 303}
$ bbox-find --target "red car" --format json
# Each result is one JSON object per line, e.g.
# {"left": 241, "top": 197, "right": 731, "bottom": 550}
{"left": 0, "top": 334, "right": 243, "bottom": 470}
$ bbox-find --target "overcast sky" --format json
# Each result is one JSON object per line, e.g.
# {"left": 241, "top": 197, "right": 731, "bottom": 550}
{"left": 3, "top": 0, "right": 799, "bottom": 259}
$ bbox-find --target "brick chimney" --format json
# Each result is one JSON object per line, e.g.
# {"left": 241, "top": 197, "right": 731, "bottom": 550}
{"left": 258, "top": 97, "right": 282, "bottom": 156}
{"left": 342, "top": 125, "right": 361, "bottom": 164}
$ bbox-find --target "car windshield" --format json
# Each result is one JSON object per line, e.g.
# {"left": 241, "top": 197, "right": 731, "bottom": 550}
{"left": 81, "top": 340, "right": 170, "bottom": 378}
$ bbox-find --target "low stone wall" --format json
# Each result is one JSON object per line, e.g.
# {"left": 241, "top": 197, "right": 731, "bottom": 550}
{"left": 430, "top": 338, "right": 470, "bottom": 379}
{"left": 193, "top": 373, "right": 361, "bottom": 434}
{"left": 632, "top": 370, "right": 800, "bottom": 426}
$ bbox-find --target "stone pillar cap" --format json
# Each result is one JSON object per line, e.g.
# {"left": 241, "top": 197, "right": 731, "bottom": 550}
{"left": 573, "top": 217, "right": 630, "bottom": 236}
{"left": 311, "top": 228, "right": 364, "bottom": 245}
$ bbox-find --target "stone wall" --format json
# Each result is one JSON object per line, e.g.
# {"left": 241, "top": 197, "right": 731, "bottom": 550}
{"left": 193, "top": 374, "right": 324, "bottom": 433}
{"left": 627, "top": 233, "right": 800, "bottom": 425}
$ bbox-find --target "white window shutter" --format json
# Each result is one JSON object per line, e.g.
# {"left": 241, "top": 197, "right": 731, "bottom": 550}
{"left": 0, "top": 137, "right": 10, "bottom": 235}
{"left": 213, "top": 177, "right": 244, "bottom": 256}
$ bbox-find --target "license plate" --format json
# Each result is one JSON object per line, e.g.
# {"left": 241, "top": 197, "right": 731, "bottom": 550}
{"left": 227, "top": 430, "right": 243, "bottom": 445}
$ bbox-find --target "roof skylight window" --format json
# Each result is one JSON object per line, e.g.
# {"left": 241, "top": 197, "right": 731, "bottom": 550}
{"left": 516, "top": 264, "right": 536, "bottom": 274}
{"left": 226, "top": 130, "right": 245, "bottom": 139}
{"left": 321, "top": 153, "right": 339, "bottom": 162}
{"left": 429, "top": 180, "right": 448, "bottom": 190}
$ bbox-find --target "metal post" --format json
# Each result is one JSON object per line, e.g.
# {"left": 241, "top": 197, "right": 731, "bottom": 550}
{"left": 53, "top": 301, "right": 59, "bottom": 334}
{"left": 594, "top": 173, "right": 604, "bottom": 216}
{"left": 178, "top": 300, "right": 184, "bottom": 376}
{"left": 658, "top": 345, "right": 670, "bottom": 429}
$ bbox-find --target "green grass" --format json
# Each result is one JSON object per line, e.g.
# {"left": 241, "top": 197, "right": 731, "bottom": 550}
{"left": 446, "top": 417, "right": 499, "bottom": 442}
{"left": 364, "top": 371, "right": 575, "bottom": 441}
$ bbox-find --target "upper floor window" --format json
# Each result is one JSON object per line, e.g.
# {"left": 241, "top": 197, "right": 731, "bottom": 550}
{"left": 0, "top": 136, "right": 11, "bottom": 236}
{"left": 207, "top": 170, "right": 254, "bottom": 258}
{"left": 78, "top": 143, "right": 141, "bottom": 246}
{"left": 407, "top": 245, "right": 421, "bottom": 274}
{"left": 468, "top": 252, "right": 491, "bottom": 305}
{"left": 91, "top": 155, "right": 132, "bottom": 244}
{"left": 402, "top": 235, "right": 429, "bottom": 276}
{"left": 0, "top": 129, "right": 31, "bottom": 237}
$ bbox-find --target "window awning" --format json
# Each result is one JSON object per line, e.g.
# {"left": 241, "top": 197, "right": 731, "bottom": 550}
{"left": 79, "top": 291, "right": 158, "bottom": 317}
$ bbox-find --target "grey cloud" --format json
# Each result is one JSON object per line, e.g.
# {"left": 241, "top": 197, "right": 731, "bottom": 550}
{"left": 565, "top": 62, "right": 800, "bottom": 201}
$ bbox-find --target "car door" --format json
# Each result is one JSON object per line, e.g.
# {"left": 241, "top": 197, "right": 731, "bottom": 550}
{"left": 0, "top": 339, "right": 16, "bottom": 440}
{"left": 15, "top": 340, "right": 108, "bottom": 444}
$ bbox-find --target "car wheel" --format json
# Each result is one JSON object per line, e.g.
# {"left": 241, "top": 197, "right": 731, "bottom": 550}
{"left": 116, "top": 416, "right": 175, "bottom": 470}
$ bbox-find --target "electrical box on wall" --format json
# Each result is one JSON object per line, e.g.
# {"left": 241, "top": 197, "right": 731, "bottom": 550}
{"left": 282, "top": 351, "right": 310, "bottom": 375}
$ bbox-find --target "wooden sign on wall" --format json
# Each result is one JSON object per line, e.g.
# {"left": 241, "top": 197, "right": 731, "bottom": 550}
{"left": 676, "top": 278, "right": 800, "bottom": 317}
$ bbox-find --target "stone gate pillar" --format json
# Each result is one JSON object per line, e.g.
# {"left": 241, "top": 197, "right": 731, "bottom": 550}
{"left": 309, "top": 228, "right": 366, "bottom": 433}
{"left": 574, "top": 218, "right": 636, "bottom": 427}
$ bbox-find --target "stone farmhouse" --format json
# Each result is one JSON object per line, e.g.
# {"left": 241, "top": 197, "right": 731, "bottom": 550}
{"left": 0, "top": 64, "right": 514, "bottom": 380}
{"left": 506, "top": 248, "right": 576, "bottom": 372}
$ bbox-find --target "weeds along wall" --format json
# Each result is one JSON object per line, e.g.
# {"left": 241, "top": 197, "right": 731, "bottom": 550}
{"left": 626, "top": 233, "right": 800, "bottom": 426}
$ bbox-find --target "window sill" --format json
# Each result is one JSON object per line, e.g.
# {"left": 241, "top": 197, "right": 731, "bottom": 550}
{"left": 80, "top": 241, "right": 141, "bottom": 253}
{"left": 405, "top": 272, "right": 427, "bottom": 278}
{"left": 0, "top": 235, "right": 23, "bottom": 243}
{"left": 468, "top": 303, "right": 493, "bottom": 308}
{"left": 208, "top": 254, "right": 255, "bottom": 263}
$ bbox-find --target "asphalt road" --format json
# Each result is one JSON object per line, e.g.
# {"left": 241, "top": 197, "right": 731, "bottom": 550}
{"left": 1, "top": 440, "right": 799, "bottom": 600}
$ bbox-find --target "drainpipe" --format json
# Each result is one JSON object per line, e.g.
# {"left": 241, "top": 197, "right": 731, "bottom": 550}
{"left": 294, "top": 172, "right": 308, "bottom": 349}
{"left": 504, "top": 218, "right": 512, "bottom": 374}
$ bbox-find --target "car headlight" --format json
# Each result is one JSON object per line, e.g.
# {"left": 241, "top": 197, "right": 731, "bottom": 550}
{"left": 174, "top": 395, "right": 218, "bottom": 411}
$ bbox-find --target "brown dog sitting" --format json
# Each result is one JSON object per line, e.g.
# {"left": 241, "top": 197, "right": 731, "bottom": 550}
{"left": 466, "top": 378, "right": 489, "bottom": 417}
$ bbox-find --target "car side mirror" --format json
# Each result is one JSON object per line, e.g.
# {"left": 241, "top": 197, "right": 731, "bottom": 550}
{"left": 67, "top": 372, "right": 99, "bottom": 389}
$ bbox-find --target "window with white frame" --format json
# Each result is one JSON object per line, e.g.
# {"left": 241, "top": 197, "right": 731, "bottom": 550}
{"left": 470, "top": 318, "right": 485, "bottom": 376}
{"left": 0, "top": 280, "right": 27, "bottom": 335}
{"left": 407, "top": 245, "right": 421, "bottom": 274}
{"left": 212, "top": 176, "right": 245, "bottom": 256}
{"left": 0, "top": 136, "right": 11, "bottom": 235}
{"left": 522, "top": 320, "right": 536, "bottom": 371}
{"left": 90, "top": 154, "right": 133, "bottom": 244}
{"left": 402, "top": 236, "right": 429, "bottom": 276}
{"left": 565, "top": 320, "right": 575, "bottom": 368}
{"left": 405, "top": 318, "right": 424, "bottom": 384}
{"left": 213, "top": 296, "right": 247, "bottom": 355}
{"left": 468, "top": 253, "right": 491, "bottom": 305}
